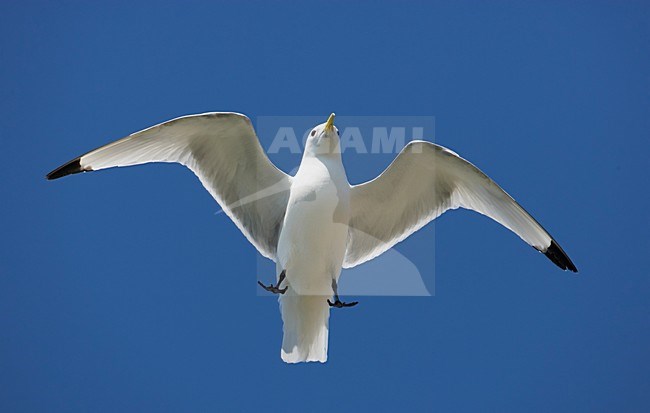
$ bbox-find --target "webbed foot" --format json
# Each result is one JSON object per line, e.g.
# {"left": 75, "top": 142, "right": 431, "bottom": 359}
{"left": 257, "top": 270, "right": 288, "bottom": 295}
{"left": 327, "top": 298, "right": 359, "bottom": 308}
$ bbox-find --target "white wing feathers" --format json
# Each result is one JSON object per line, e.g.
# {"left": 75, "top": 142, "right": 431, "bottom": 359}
{"left": 47, "top": 112, "right": 292, "bottom": 260}
{"left": 344, "top": 141, "right": 577, "bottom": 272}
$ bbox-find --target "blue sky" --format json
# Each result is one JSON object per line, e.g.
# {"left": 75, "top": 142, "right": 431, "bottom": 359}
{"left": 2, "top": 1, "right": 649, "bottom": 411}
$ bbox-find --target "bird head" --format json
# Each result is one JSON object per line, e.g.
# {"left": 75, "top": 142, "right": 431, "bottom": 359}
{"left": 305, "top": 113, "right": 341, "bottom": 157}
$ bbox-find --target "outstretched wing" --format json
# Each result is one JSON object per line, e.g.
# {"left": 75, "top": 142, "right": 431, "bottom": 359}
{"left": 47, "top": 112, "right": 291, "bottom": 261}
{"left": 344, "top": 141, "right": 577, "bottom": 272}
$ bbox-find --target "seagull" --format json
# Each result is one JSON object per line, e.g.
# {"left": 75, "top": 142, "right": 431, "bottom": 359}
{"left": 46, "top": 112, "right": 577, "bottom": 363}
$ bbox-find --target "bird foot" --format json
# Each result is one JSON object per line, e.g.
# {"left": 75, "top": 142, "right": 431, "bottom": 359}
{"left": 257, "top": 281, "right": 288, "bottom": 295}
{"left": 257, "top": 270, "right": 288, "bottom": 295}
{"left": 327, "top": 298, "right": 359, "bottom": 308}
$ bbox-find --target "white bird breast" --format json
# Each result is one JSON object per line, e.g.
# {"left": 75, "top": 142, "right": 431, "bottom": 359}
{"left": 277, "top": 157, "right": 351, "bottom": 296}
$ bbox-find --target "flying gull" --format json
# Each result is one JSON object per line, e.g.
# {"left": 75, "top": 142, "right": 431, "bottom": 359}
{"left": 46, "top": 112, "right": 577, "bottom": 363}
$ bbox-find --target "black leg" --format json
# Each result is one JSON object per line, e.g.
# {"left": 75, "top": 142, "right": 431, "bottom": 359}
{"left": 258, "top": 270, "right": 288, "bottom": 294}
{"left": 327, "top": 279, "right": 359, "bottom": 308}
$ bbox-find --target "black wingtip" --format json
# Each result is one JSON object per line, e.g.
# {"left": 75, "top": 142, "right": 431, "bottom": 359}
{"left": 46, "top": 158, "right": 86, "bottom": 180}
{"left": 542, "top": 240, "right": 578, "bottom": 273}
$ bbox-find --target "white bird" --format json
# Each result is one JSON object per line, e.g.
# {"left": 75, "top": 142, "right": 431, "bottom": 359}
{"left": 47, "top": 112, "right": 577, "bottom": 363}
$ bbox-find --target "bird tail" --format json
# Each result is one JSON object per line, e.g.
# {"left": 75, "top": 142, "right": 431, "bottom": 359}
{"left": 279, "top": 287, "right": 330, "bottom": 363}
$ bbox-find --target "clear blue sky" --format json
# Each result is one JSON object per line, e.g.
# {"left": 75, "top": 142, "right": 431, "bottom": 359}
{"left": 2, "top": 1, "right": 649, "bottom": 411}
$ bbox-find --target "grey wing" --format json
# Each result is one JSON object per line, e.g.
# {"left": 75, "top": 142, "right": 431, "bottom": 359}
{"left": 47, "top": 112, "right": 292, "bottom": 261}
{"left": 344, "top": 141, "right": 577, "bottom": 272}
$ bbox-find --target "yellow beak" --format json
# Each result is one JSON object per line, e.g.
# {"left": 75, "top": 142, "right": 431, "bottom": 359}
{"left": 325, "top": 113, "right": 335, "bottom": 132}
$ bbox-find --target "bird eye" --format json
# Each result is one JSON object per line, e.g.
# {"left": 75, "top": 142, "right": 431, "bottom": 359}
{"left": 310, "top": 130, "right": 316, "bottom": 137}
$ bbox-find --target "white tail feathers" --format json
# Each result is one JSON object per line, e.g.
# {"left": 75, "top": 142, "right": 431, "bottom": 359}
{"left": 279, "top": 288, "right": 331, "bottom": 363}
